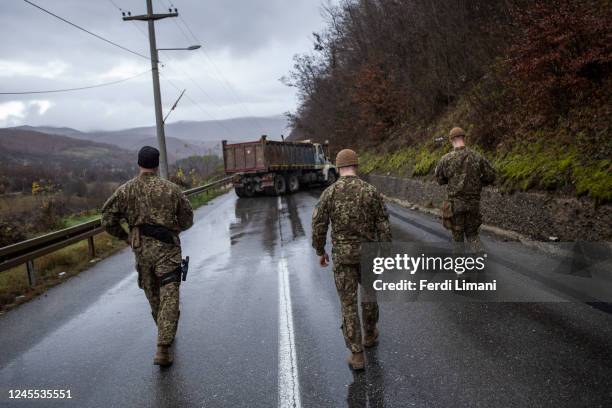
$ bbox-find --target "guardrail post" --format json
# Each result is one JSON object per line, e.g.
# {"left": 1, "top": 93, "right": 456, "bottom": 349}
{"left": 88, "top": 236, "right": 96, "bottom": 259}
{"left": 26, "top": 260, "right": 36, "bottom": 287}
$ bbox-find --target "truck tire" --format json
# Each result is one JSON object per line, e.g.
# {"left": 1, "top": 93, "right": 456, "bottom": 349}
{"left": 266, "top": 174, "right": 286, "bottom": 196}
{"left": 235, "top": 187, "right": 245, "bottom": 197}
{"left": 243, "top": 182, "right": 255, "bottom": 197}
{"left": 287, "top": 174, "right": 300, "bottom": 193}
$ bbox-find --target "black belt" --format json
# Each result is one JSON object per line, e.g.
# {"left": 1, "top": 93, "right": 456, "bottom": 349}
{"left": 139, "top": 224, "right": 177, "bottom": 245}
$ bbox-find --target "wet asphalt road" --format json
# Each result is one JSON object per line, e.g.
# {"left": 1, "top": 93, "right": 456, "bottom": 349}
{"left": 0, "top": 190, "right": 611, "bottom": 407}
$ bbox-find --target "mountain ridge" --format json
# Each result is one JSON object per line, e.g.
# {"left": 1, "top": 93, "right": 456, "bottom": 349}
{"left": 6, "top": 114, "right": 289, "bottom": 161}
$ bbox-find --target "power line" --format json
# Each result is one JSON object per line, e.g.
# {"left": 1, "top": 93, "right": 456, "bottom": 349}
{"left": 105, "top": 0, "right": 239, "bottom": 137}
{"left": 106, "top": 0, "right": 152, "bottom": 46}
{"left": 159, "top": 71, "right": 235, "bottom": 138}
{"left": 157, "top": 0, "right": 267, "bottom": 131}
{"left": 153, "top": 0, "right": 244, "bottom": 108}
{"left": 0, "top": 70, "right": 151, "bottom": 95}
{"left": 106, "top": 0, "right": 124, "bottom": 11}
{"left": 23, "top": 0, "right": 151, "bottom": 61}
{"left": 106, "top": 0, "right": 150, "bottom": 42}
{"left": 159, "top": 51, "right": 232, "bottom": 117}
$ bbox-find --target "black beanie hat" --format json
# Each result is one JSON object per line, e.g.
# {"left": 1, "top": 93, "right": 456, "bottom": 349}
{"left": 138, "top": 146, "right": 160, "bottom": 169}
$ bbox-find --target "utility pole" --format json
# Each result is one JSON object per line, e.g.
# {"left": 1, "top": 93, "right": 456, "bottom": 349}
{"left": 123, "top": 1, "right": 178, "bottom": 179}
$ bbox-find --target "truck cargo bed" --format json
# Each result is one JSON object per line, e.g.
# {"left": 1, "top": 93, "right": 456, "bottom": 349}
{"left": 223, "top": 136, "right": 318, "bottom": 174}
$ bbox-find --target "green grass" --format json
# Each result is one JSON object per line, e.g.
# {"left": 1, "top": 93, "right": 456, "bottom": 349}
{"left": 573, "top": 160, "right": 612, "bottom": 203}
{"left": 495, "top": 143, "right": 612, "bottom": 202}
{"left": 188, "top": 187, "right": 227, "bottom": 208}
{"left": 61, "top": 212, "right": 100, "bottom": 228}
{"left": 360, "top": 141, "right": 611, "bottom": 203}
{"left": 0, "top": 232, "right": 126, "bottom": 311}
{"left": 0, "top": 187, "right": 229, "bottom": 312}
{"left": 361, "top": 146, "right": 445, "bottom": 177}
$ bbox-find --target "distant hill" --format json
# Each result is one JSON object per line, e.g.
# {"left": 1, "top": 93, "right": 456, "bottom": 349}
{"left": 11, "top": 125, "right": 218, "bottom": 162}
{"left": 10, "top": 115, "right": 290, "bottom": 162}
{"left": 0, "top": 128, "right": 132, "bottom": 166}
{"left": 0, "top": 128, "right": 136, "bottom": 196}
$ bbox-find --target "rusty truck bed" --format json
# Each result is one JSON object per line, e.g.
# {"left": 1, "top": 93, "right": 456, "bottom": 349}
{"left": 223, "top": 136, "right": 318, "bottom": 174}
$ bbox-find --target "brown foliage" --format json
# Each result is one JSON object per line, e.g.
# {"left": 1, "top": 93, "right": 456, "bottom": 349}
{"left": 287, "top": 0, "right": 610, "bottom": 154}
{"left": 287, "top": 0, "right": 513, "bottom": 149}
{"left": 350, "top": 62, "right": 407, "bottom": 145}
{"left": 506, "top": 0, "right": 612, "bottom": 119}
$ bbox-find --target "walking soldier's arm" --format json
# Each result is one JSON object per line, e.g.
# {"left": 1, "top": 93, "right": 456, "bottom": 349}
{"left": 480, "top": 156, "right": 496, "bottom": 186}
{"left": 177, "top": 192, "right": 194, "bottom": 231}
{"left": 374, "top": 192, "right": 392, "bottom": 242}
{"left": 101, "top": 188, "right": 129, "bottom": 242}
{"left": 312, "top": 188, "right": 332, "bottom": 256}
{"left": 434, "top": 157, "right": 448, "bottom": 185}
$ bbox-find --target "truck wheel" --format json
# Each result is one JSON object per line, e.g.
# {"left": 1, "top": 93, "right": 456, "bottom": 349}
{"left": 326, "top": 170, "right": 337, "bottom": 186}
{"left": 243, "top": 182, "right": 255, "bottom": 197}
{"left": 235, "top": 187, "right": 245, "bottom": 197}
{"left": 266, "top": 175, "right": 286, "bottom": 196}
{"left": 287, "top": 174, "right": 300, "bottom": 193}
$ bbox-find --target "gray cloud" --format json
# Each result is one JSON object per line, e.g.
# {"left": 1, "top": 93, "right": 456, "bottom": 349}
{"left": 0, "top": 0, "right": 330, "bottom": 130}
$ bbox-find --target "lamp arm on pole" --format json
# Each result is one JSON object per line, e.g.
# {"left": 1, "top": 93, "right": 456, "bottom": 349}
{"left": 163, "top": 89, "right": 186, "bottom": 123}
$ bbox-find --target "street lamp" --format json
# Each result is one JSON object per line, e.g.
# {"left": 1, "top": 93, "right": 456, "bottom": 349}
{"left": 122, "top": 2, "right": 200, "bottom": 180}
{"left": 157, "top": 45, "right": 201, "bottom": 51}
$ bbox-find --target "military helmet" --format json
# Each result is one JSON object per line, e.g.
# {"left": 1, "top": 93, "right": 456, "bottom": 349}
{"left": 335, "top": 149, "right": 359, "bottom": 168}
{"left": 449, "top": 127, "right": 466, "bottom": 141}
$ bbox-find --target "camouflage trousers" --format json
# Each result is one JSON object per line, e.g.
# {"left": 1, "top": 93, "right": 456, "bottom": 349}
{"left": 333, "top": 263, "right": 379, "bottom": 353}
{"left": 137, "top": 263, "right": 180, "bottom": 346}
{"left": 451, "top": 201, "right": 483, "bottom": 252}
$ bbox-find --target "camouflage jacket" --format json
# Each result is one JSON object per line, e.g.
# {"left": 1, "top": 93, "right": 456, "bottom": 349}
{"left": 101, "top": 173, "right": 194, "bottom": 244}
{"left": 435, "top": 146, "right": 496, "bottom": 204}
{"left": 312, "top": 175, "right": 392, "bottom": 264}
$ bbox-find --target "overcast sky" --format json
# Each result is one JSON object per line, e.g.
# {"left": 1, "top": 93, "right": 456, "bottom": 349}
{"left": 0, "top": 0, "right": 331, "bottom": 131}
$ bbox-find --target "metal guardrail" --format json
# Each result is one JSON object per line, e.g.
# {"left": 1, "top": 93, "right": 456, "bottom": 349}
{"left": 0, "top": 177, "right": 233, "bottom": 285}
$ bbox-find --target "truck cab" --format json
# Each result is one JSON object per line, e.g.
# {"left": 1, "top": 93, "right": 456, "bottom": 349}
{"left": 314, "top": 143, "right": 328, "bottom": 166}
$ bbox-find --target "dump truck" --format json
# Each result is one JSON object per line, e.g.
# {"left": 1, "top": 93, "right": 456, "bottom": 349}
{"left": 222, "top": 136, "right": 337, "bottom": 197}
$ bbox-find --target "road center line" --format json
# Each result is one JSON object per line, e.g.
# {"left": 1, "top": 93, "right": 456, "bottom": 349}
{"left": 278, "top": 255, "right": 301, "bottom": 408}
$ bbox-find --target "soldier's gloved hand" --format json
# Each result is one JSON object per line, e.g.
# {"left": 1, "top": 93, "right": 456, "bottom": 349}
{"left": 319, "top": 253, "right": 330, "bottom": 267}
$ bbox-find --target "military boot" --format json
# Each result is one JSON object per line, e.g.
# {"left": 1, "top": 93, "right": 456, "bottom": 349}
{"left": 153, "top": 345, "right": 173, "bottom": 367}
{"left": 363, "top": 327, "right": 379, "bottom": 348}
{"left": 347, "top": 352, "right": 365, "bottom": 371}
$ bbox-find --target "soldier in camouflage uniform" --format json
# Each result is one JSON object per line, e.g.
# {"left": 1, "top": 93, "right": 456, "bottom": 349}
{"left": 101, "top": 146, "right": 193, "bottom": 367}
{"left": 435, "top": 127, "right": 496, "bottom": 252}
{"left": 312, "top": 149, "right": 392, "bottom": 370}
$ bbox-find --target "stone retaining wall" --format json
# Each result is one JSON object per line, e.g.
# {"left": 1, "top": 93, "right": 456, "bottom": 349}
{"left": 363, "top": 174, "right": 612, "bottom": 241}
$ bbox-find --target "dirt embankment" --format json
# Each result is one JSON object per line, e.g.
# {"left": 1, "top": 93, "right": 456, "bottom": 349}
{"left": 364, "top": 174, "right": 612, "bottom": 241}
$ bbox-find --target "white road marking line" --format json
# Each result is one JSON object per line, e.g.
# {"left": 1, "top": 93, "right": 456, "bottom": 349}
{"left": 278, "top": 256, "right": 302, "bottom": 408}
